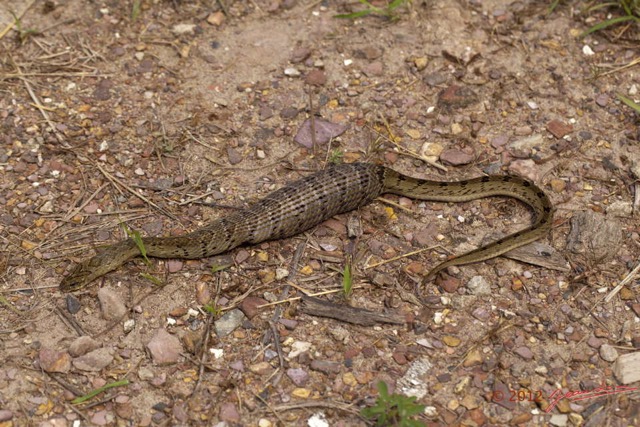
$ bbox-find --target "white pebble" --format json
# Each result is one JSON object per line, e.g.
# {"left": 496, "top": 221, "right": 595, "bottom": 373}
{"left": 171, "top": 23, "right": 197, "bottom": 35}
{"left": 123, "top": 319, "right": 135, "bottom": 333}
{"left": 284, "top": 67, "right": 301, "bottom": 77}
{"left": 210, "top": 348, "right": 224, "bottom": 359}
{"left": 433, "top": 312, "right": 444, "bottom": 324}
{"left": 275, "top": 268, "right": 289, "bottom": 280}
{"left": 307, "top": 412, "right": 329, "bottom": 427}
{"left": 582, "top": 45, "right": 595, "bottom": 56}
{"left": 424, "top": 406, "right": 438, "bottom": 417}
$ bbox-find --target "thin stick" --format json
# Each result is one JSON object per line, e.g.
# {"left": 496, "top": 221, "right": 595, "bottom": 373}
{"left": 309, "top": 91, "right": 318, "bottom": 155}
{"left": 16, "top": 67, "right": 67, "bottom": 145}
{"left": 1, "top": 72, "right": 98, "bottom": 80}
{"left": 255, "top": 285, "right": 367, "bottom": 308}
{"left": 95, "top": 162, "right": 179, "bottom": 221}
{"left": 63, "top": 183, "right": 108, "bottom": 222}
{"left": 373, "top": 113, "right": 447, "bottom": 172}
{"left": 598, "top": 57, "right": 640, "bottom": 77}
{"left": 376, "top": 196, "right": 415, "bottom": 214}
{"left": 265, "top": 241, "right": 307, "bottom": 387}
{"left": 254, "top": 392, "right": 286, "bottom": 425}
{"left": 0, "top": 0, "right": 36, "bottom": 40}
{"left": 217, "top": 0, "right": 230, "bottom": 15}
{"left": 604, "top": 261, "right": 640, "bottom": 303}
{"left": 365, "top": 246, "right": 438, "bottom": 269}
{"left": 191, "top": 312, "right": 214, "bottom": 396}
{"left": 55, "top": 306, "right": 87, "bottom": 337}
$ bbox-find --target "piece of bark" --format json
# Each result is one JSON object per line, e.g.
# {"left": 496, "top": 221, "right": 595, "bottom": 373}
{"left": 567, "top": 211, "right": 622, "bottom": 262}
{"left": 299, "top": 295, "right": 404, "bottom": 326}
{"left": 613, "top": 351, "right": 640, "bottom": 384}
{"left": 504, "top": 241, "right": 570, "bottom": 272}
{"left": 481, "top": 233, "right": 569, "bottom": 272}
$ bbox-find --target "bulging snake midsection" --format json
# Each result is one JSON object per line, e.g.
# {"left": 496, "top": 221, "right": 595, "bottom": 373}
{"left": 60, "top": 163, "right": 554, "bottom": 293}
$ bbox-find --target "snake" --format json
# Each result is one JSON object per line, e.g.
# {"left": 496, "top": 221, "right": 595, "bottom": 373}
{"left": 59, "top": 163, "right": 554, "bottom": 292}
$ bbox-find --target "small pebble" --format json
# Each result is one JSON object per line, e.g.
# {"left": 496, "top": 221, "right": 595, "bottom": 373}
{"left": 599, "top": 344, "right": 618, "bottom": 362}
{"left": 284, "top": 67, "right": 301, "bottom": 77}
{"left": 595, "top": 93, "right": 609, "bottom": 107}
{"left": 305, "top": 69, "right": 326, "bottom": 85}
{"left": 514, "top": 346, "right": 534, "bottom": 360}
{"left": 147, "top": 329, "right": 183, "bottom": 365}
{"left": 439, "top": 149, "right": 474, "bottom": 165}
{"left": 546, "top": 119, "right": 573, "bottom": 138}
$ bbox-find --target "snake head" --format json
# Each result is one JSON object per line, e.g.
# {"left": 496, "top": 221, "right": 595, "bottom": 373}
{"left": 59, "top": 261, "right": 95, "bottom": 292}
{"left": 60, "top": 240, "right": 140, "bottom": 292}
{"left": 59, "top": 251, "right": 115, "bottom": 291}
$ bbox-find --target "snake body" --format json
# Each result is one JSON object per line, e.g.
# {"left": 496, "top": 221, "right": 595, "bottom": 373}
{"left": 60, "top": 163, "right": 553, "bottom": 292}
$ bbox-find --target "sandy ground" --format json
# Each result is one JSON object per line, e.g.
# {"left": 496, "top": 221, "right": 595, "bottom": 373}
{"left": 1, "top": 0, "right": 639, "bottom": 426}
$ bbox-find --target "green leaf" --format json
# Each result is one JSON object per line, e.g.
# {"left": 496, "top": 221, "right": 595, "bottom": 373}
{"left": 586, "top": 1, "right": 619, "bottom": 13}
{"left": 140, "top": 273, "right": 163, "bottom": 285}
{"left": 211, "top": 264, "right": 231, "bottom": 273}
{"left": 547, "top": 0, "right": 561, "bottom": 15}
{"left": 377, "top": 380, "right": 389, "bottom": 398}
{"left": 0, "top": 295, "right": 20, "bottom": 314}
{"left": 388, "top": 0, "right": 407, "bottom": 11}
{"left": 122, "top": 224, "right": 150, "bottom": 265}
{"left": 131, "top": 0, "right": 142, "bottom": 21}
{"left": 334, "top": 9, "right": 373, "bottom": 19}
{"left": 361, "top": 381, "right": 425, "bottom": 425}
{"left": 617, "top": 93, "right": 640, "bottom": 113}
{"left": 203, "top": 302, "right": 221, "bottom": 316}
{"left": 342, "top": 261, "right": 353, "bottom": 298}
{"left": 581, "top": 15, "right": 637, "bottom": 37}
{"left": 620, "top": 0, "right": 633, "bottom": 16}
{"left": 71, "top": 379, "right": 130, "bottom": 404}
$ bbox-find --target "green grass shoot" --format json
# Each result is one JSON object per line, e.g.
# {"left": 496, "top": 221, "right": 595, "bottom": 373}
{"left": 122, "top": 223, "right": 150, "bottom": 265}
{"left": 580, "top": 0, "right": 640, "bottom": 37}
{"left": 328, "top": 149, "right": 344, "bottom": 164}
{"left": 0, "top": 295, "right": 21, "bottom": 315}
{"left": 131, "top": 0, "right": 142, "bottom": 22}
{"left": 71, "top": 379, "right": 130, "bottom": 404}
{"left": 618, "top": 93, "right": 640, "bottom": 113}
{"left": 211, "top": 264, "right": 231, "bottom": 273}
{"left": 140, "top": 273, "right": 163, "bottom": 286}
{"left": 10, "top": 11, "right": 39, "bottom": 43}
{"left": 342, "top": 258, "right": 353, "bottom": 298}
{"left": 203, "top": 301, "right": 222, "bottom": 316}
{"left": 335, "top": 0, "right": 408, "bottom": 20}
{"left": 361, "top": 381, "right": 426, "bottom": 426}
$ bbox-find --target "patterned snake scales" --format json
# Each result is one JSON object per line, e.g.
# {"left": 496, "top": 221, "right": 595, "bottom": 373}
{"left": 60, "top": 163, "right": 553, "bottom": 292}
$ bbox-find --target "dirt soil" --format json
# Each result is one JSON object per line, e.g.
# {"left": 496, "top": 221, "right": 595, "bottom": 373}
{"left": 1, "top": 0, "right": 640, "bottom": 426}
